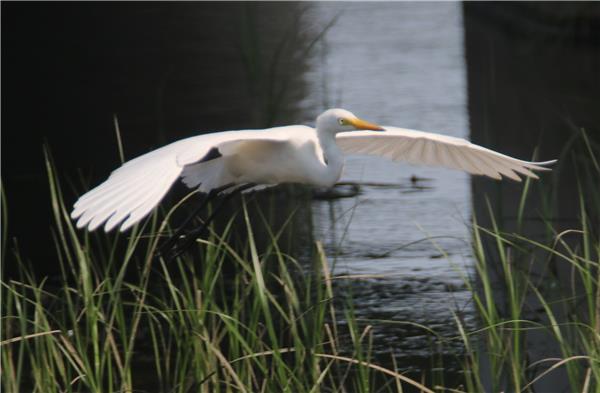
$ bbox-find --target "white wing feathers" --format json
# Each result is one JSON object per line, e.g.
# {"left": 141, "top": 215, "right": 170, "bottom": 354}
{"left": 71, "top": 128, "right": 294, "bottom": 232}
{"left": 336, "top": 127, "right": 556, "bottom": 181}
{"left": 72, "top": 124, "right": 555, "bottom": 233}
{"left": 72, "top": 141, "right": 188, "bottom": 232}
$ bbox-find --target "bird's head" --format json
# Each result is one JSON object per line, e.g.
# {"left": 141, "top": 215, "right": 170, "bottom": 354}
{"left": 316, "top": 108, "right": 384, "bottom": 135}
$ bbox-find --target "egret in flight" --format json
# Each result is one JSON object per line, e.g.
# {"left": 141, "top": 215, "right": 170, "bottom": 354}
{"left": 72, "top": 108, "right": 555, "bottom": 232}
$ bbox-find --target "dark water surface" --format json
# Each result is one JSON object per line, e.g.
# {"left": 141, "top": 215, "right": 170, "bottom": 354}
{"left": 465, "top": 4, "right": 600, "bottom": 391}
{"left": 306, "top": 2, "right": 476, "bottom": 380}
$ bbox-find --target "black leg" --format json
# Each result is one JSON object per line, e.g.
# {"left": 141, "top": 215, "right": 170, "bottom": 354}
{"left": 163, "top": 183, "right": 256, "bottom": 261}
{"left": 157, "top": 183, "right": 235, "bottom": 257}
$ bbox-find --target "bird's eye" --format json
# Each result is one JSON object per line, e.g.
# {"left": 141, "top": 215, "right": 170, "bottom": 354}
{"left": 338, "top": 118, "right": 346, "bottom": 125}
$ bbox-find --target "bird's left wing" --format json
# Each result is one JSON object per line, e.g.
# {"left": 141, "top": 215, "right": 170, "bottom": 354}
{"left": 71, "top": 127, "right": 301, "bottom": 232}
{"left": 336, "top": 127, "right": 556, "bottom": 181}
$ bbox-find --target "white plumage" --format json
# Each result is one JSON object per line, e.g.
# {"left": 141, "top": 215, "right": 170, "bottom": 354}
{"left": 71, "top": 108, "right": 555, "bottom": 232}
{"left": 336, "top": 127, "right": 552, "bottom": 181}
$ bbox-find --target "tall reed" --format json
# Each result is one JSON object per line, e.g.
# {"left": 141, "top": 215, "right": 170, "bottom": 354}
{"left": 453, "top": 129, "right": 600, "bottom": 392}
{"left": 2, "top": 130, "right": 598, "bottom": 392}
{"left": 1, "top": 152, "right": 432, "bottom": 392}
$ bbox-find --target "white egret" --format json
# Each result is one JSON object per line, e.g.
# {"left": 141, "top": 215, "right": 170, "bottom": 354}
{"left": 71, "top": 108, "right": 556, "bottom": 232}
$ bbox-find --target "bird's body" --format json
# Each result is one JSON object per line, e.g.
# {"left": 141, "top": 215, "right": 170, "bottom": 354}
{"left": 72, "top": 109, "right": 555, "bottom": 232}
{"left": 179, "top": 125, "right": 343, "bottom": 190}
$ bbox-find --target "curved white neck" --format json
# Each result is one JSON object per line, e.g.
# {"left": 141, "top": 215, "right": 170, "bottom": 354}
{"left": 316, "top": 130, "right": 345, "bottom": 186}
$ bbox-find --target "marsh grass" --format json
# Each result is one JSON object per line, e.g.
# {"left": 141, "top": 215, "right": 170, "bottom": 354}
{"left": 453, "top": 129, "right": 600, "bottom": 392}
{"left": 1, "top": 130, "right": 599, "bottom": 392}
{"left": 1, "top": 152, "right": 434, "bottom": 393}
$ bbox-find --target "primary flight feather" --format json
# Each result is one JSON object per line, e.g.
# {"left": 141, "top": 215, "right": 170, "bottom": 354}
{"left": 72, "top": 108, "right": 556, "bottom": 232}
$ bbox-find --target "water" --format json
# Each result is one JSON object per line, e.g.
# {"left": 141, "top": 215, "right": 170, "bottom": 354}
{"left": 304, "top": 2, "right": 476, "bottom": 372}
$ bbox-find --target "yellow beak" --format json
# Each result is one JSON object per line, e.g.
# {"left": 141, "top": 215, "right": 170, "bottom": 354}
{"left": 349, "top": 117, "right": 385, "bottom": 131}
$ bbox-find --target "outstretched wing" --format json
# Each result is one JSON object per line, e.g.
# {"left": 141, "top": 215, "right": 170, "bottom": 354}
{"left": 71, "top": 127, "right": 300, "bottom": 232}
{"left": 336, "top": 127, "right": 556, "bottom": 181}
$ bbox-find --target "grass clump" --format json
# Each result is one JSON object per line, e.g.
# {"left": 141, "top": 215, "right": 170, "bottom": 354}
{"left": 2, "top": 130, "right": 599, "bottom": 392}
{"left": 453, "top": 129, "right": 600, "bottom": 392}
{"left": 1, "top": 152, "right": 431, "bottom": 392}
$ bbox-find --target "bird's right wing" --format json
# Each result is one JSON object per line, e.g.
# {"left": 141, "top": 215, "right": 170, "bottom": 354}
{"left": 71, "top": 127, "right": 301, "bottom": 232}
{"left": 336, "top": 127, "right": 556, "bottom": 181}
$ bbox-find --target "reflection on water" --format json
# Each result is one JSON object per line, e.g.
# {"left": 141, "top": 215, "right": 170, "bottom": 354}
{"left": 306, "top": 2, "right": 475, "bottom": 379}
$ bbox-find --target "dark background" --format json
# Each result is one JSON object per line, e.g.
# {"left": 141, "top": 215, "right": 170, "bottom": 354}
{"left": 2, "top": 2, "right": 314, "bottom": 272}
